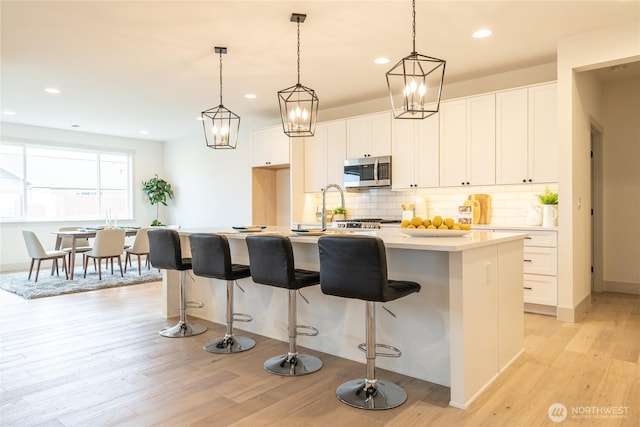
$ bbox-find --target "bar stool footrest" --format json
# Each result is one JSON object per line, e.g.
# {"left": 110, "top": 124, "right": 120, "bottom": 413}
{"left": 186, "top": 301, "right": 204, "bottom": 309}
{"left": 295, "top": 324, "right": 319, "bottom": 337}
{"left": 357, "top": 343, "right": 402, "bottom": 358}
{"left": 232, "top": 312, "right": 253, "bottom": 323}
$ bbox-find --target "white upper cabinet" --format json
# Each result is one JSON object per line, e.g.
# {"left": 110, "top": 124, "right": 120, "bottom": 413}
{"left": 392, "top": 109, "right": 439, "bottom": 190}
{"left": 439, "top": 94, "right": 495, "bottom": 187}
{"left": 346, "top": 111, "right": 392, "bottom": 159}
{"left": 304, "top": 120, "right": 346, "bottom": 193}
{"left": 496, "top": 82, "right": 558, "bottom": 184}
{"left": 251, "top": 126, "right": 290, "bottom": 167}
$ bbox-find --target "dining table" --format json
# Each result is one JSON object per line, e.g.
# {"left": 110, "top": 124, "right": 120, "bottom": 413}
{"left": 52, "top": 228, "right": 140, "bottom": 279}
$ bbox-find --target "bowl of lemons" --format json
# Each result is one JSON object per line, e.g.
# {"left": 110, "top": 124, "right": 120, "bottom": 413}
{"left": 400, "top": 215, "right": 472, "bottom": 237}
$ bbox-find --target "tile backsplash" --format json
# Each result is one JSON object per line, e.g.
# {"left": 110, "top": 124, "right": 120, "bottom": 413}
{"left": 304, "top": 183, "right": 558, "bottom": 226}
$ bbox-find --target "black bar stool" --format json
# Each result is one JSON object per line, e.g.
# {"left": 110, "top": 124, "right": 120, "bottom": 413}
{"left": 318, "top": 235, "right": 421, "bottom": 410}
{"left": 148, "top": 228, "right": 207, "bottom": 338}
{"left": 245, "top": 234, "right": 322, "bottom": 376}
{"left": 189, "top": 233, "right": 255, "bottom": 353}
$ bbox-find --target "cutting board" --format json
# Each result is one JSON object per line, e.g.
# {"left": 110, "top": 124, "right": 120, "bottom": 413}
{"left": 468, "top": 194, "right": 492, "bottom": 224}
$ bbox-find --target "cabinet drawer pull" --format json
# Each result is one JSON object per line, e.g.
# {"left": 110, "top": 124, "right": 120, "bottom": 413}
{"left": 524, "top": 287, "right": 533, "bottom": 290}
{"left": 523, "top": 259, "right": 533, "bottom": 262}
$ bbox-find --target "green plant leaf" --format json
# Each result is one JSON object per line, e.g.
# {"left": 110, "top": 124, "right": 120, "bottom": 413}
{"left": 537, "top": 187, "right": 558, "bottom": 205}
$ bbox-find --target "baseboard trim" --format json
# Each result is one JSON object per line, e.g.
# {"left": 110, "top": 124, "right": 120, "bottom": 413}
{"left": 603, "top": 281, "right": 640, "bottom": 295}
{"left": 524, "top": 303, "right": 557, "bottom": 317}
{"left": 556, "top": 293, "right": 591, "bottom": 323}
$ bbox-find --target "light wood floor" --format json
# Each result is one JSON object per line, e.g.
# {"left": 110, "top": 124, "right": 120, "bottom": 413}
{"left": 0, "top": 282, "right": 638, "bottom": 427}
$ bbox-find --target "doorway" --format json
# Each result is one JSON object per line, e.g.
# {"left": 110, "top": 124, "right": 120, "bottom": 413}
{"left": 590, "top": 124, "right": 603, "bottom": 292}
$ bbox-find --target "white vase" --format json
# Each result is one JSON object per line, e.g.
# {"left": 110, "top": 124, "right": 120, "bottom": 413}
{"left": 542, "top": 204, "right": 558, "bottom": 227}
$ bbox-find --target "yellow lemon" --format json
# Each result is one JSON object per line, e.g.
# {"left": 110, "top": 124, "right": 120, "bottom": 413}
{"left": 452, "top": 224, "right": 461, "bottom": 230}
{"left": 427, "top": 224, "right": 436, "bottom": 229}
{"left": 417, "top": 224, "right": 425, "bottom": 229}
{"left": 444, "top": 217, "right": 454, "bottom": 228}
{"left": 460, "top": 224, "right": 471, "bottom": 231}
{"left": 400, "top": 219, "right": 410, "bottom": 228}
{"left": 407, "top": 224, "right": 416, "bottom": 229}
{"left": 432, "top": 216, "right": 443, "bottom": 227}
{"left": 411, "top": 216, "right": 423, "bottom": 227}
{"left": 438, "top": 224, "right": 448, "bottom": 230}
{"left": 422, "top": 218, "right": 432, "bottom": 227}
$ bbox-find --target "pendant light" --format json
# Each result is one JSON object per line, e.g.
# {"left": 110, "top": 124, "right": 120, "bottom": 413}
{"left": 201, "top": 47, "right": 240, "bottom": 149}
{"left": 277, "top": 13, "right": 319, "bottom": 137}
{"left": 386, "top": 0, "right": 446, "bottom": 119}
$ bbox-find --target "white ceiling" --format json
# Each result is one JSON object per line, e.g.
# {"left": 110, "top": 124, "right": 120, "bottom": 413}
{"left": 1, "top": 1, "right": 638, "bottom": 142}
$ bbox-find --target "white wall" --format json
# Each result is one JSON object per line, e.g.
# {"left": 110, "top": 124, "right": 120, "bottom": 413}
{"left": 0, "top": 123, "right": 164, "bottom": 271}
{"left": 602, "top": 75, "right": 640, "bottom": 292}
{"left": 162, "top": 128, "right": 252, "bottom": 228}
{"left": 557, "top": 19, "right": 640, "bottom": 321}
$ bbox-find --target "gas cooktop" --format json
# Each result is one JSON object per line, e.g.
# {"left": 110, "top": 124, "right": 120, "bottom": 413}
{"left": 334, "top": 218, "right": 401, "bottom": 229}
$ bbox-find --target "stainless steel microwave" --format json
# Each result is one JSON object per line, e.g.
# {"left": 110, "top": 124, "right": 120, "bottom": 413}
{"left": 344, "top": 155, "right": 391, "bottom": 189}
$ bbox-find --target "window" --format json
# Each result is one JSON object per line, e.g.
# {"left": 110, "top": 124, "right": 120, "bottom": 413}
{"left": 0, "top": 143, "right": 132, "bottom": 222}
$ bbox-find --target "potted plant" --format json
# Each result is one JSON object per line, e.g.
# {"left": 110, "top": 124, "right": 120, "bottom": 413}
{"left": 142, "top": 174, "right": 174, "bottom": 226}
{"left": 332, "top": 206, "right": 347, "bottom": 222}
{"left": 537, "top": 187, "right": 558, "bottom": 227}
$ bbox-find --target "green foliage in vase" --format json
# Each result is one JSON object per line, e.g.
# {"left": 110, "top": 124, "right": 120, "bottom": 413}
{"left": 537, "top": 187, "right": 558, "bottom": 205}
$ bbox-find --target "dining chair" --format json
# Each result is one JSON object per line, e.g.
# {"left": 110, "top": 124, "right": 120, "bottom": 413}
{"left": 22, "top": 230, "right": 68, "bottom": 282}
{"left": 124, "top": 228, "right": 150, "bottom": 275}
{"left": 83, "top": 228, "right": 126, "bottom": 280}
{"left": 58, "top": 226, "right": 93, "bottom": 270}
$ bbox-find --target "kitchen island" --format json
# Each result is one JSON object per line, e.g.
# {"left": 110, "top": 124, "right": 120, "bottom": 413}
{"left": 161, "top": 226, "right": 526, "bottom": 409}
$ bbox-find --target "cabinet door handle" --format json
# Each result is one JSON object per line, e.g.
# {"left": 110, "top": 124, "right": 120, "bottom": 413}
{"left": 524, "top": 287, "right": 533, "bottom": 290}
{"left": 523, "top": 259, "right": 533, "bottom": 262}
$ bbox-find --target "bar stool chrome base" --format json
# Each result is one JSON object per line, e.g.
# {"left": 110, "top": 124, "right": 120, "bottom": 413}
{"left": 336, "top": 378, "right": 407, "bottom": 410}
{"left": 264, "top": 353, "right": 323, "bottom": 376}
{"left": 159, "top": 321, "right": 207, "bottom": 338}
{"left": 203, "top": 334, "right": 256, "bottom": 353}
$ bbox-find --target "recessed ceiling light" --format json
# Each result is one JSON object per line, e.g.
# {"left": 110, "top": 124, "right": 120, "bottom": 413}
{"left": 374, "top": 57, "right": 390, "bottom": 65}
{"left": 3, "top": 111, "right": 16, "bottom": 115}
{"left": 70, "top": 124, "right": 81, "bottom": 128}
{"left": 473, "top": 29, "right": 492, "bottom": 39}
{"left": 139, "top": 130, "right": 149, "bottom": 135}
{"left": 45, "top": 88, "right": 61, "bottom": 94}
{"left": 244, "top": 94, "right": 257, "bottom": 99}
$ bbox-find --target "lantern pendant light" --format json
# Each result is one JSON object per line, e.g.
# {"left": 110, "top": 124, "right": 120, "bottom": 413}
{"left": 386, "top": 0, "right": 446, "bottom": 119}
{"left": 201, "top": 47, "right": 240, "bottom": 149}
{"left": 278, "top": 13, "right": 319, "bottom": 137}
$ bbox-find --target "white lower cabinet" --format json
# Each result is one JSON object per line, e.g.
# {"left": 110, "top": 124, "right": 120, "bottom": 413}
{"left": 488, "top": 227, "right": 558, "bottom": 309}
{"left": 522, "top": 230, "right": 558, "bottom": 306}
{"left": 524, "top": 274, "right": 558, "bottom": 306}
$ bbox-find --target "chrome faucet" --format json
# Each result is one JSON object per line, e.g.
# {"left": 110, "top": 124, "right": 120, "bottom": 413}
{"left": 321, "top": 183, "right": 345, "bottom": 230}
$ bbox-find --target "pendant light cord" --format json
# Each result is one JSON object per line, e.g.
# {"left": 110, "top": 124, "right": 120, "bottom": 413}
{"left": 411, "top": 0, "right": 416, "bottom": 54}
{"left": 296, "top": 17, "right": 301, "bottom": 85}
{"left": 218, "top": 51, "right": 224, "bottom": 106}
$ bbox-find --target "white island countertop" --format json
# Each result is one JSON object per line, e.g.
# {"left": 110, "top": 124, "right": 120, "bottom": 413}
{"left": 182, "top": 225, "right": 526, "bottom": 252}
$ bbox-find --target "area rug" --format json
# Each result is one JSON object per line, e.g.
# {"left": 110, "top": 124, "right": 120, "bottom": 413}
{"left": 0, "top": 265, "right": 162, "bottom": 299}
